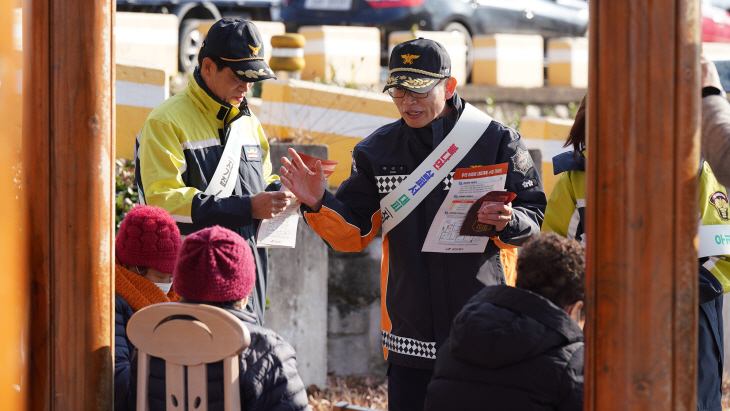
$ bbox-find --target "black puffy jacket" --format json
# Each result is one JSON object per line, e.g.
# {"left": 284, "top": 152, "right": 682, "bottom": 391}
{"left": 129, "top": 305, "right": 310, "bottom": 411}
{"left": 425, "top": 285, "right": 584, "bottom": 411}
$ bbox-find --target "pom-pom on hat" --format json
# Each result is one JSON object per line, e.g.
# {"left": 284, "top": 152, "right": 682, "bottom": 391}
{"left": 173, "top": 226, "right": 256, "bottom": 302}
{"left": 115, "top": 205, "right": 182, "bottom": 274}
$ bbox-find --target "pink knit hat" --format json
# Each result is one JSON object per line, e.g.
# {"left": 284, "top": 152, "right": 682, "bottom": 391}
{"left": 116, "top": 205, "right": 182, "bottom": 274}
{"left": 173, "top": 226, "right": 256, "bottom": 302}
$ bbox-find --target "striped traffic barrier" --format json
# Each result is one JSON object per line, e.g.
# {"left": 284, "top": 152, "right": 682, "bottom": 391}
{"left": 299, "top": 25, "right": 380, "bottom": 85}
{"left": 269, "top": 33, "right": 306, "bottom": 78}
{"left": 259, "top": 79, "right": 401, "bottom": 186}
{"left": 115, "top": 12, "right": 178, "bottom": 77}
{"left": 519, "top": 116, "right": 575, "bottom": 197}
{"left": 115, "top": 62, "right": 169, "bottom": 160}
{"left": 547, "top": 37, "right": 588, "bottom": 88}
{"left": 471, "top": 34, "right": 544, "bottom": 87}
{"left": 389, "top": 30, "right": 467, "bottom": 85}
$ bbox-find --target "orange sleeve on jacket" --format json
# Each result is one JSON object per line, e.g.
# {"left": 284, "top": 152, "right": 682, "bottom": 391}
{"left": 305, "top": 206, "right": 382, "bottom": 252}
{"left": 492, "top": 236, "right": 520, "bottom": 250}
{"left": 493, "top": 236, "right": 519, "bottom": 286}
{"left": 500, "top": 248, "right": 518, "bottom": 287}
{"left": 381, "top": 234, "right": 391, "bottom": 360}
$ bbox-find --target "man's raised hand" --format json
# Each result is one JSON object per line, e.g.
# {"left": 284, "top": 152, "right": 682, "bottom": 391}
{"left": 280, "top": 148, "right": 326, "bottom": 211}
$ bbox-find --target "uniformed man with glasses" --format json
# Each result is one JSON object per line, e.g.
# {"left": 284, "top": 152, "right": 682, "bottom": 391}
{"left": 279, "top": 38, "right": 546, "bottom": 411}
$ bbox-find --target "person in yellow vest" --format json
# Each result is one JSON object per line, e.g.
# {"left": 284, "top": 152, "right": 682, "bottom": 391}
{"left": 541, "top": 95, "right": 586, "bottom": 242}
{"left": 134, "top": 19, "right": 295, "bottom": 327}
{"left": 542, "top": 94, "right": 730, "bottom": 411}
{"left": 696, "top": 159, "right": 730, "bottom": 411}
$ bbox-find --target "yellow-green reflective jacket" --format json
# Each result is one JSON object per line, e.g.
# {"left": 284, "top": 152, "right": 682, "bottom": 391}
{"left": 133, "top": 70, "right": 280, "bottom": 324}
{"left": 698, "top": 160, "right": 730, "bottom": 295}
{"left": 541, "top": 151, "right": 586, "bottom": 241}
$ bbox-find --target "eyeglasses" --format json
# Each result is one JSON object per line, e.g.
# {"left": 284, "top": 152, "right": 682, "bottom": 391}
{"left": 387, "top": 79, "right": 443, "bottom": 99}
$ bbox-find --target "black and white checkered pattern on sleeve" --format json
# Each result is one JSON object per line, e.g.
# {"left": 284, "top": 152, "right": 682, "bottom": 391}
{"left": 382, "top": 330, "right": 437, "bottom": 359}
{"left": 376, "top": 175, "right": 407, "bottom": 194}
{"left": 375, "top": 172, "right": 455, "bottom": 194}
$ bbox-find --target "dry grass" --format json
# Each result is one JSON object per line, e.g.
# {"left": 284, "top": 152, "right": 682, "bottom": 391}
{"left": 307, "top": 375, "right": 388, "bottom": 411}
{"left": 311, "top": 376, "right": 730, "bottom": 410}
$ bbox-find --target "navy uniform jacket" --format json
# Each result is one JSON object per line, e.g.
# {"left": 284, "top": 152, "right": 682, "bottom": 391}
{"left": 303, "top": 93, "right": 546, "bottom": 369}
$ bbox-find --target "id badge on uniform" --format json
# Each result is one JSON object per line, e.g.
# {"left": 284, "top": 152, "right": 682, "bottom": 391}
{"left": 234, "top": 120, "right": 261, "bottom": 162}
{"left": 244, "top": 145, "right": 261, "bottom": 161}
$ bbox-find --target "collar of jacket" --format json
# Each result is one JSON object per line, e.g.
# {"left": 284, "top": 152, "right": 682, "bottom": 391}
{"left": 186, "top": 68, "right": 251, "bottom": 129}
{"left": 552, "top": 150, "right": 586, "bottom": 174}
{"left": 476, "top": 284, "right": 583, "bottom": 343}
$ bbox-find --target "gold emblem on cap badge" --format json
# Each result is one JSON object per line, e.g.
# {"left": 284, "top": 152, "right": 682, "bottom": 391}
{"left": 401, "top": 54, "right": 419, "bottom": 65}
{"left": 249, "top": 44, "right": 261, "bottom": 56}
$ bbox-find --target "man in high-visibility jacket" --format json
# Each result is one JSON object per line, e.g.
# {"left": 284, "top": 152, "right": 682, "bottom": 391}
{"left": 135, "top": 19, "right": 295, "bottom": 325}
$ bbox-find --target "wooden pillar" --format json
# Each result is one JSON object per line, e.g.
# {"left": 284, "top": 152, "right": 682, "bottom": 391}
{"left": 0, "top": 1, "right": 29, "bottom": 410}
{"left": 24, "top": 0, "right": 115, "bottom": 409}
{"left": 585, "top": 1, "right": 699, "bottom": 410}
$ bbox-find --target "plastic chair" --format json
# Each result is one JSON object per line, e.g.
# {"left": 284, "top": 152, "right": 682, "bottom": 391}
{"left": 127, "top": 302, "right": 251, "bottom": 411}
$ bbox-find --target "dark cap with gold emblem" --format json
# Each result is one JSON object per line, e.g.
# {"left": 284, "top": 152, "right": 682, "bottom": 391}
{"left": 201, "top": 18, "right": 277, "bottom": 82}
{"left": 383, "top": 38, "right": 451, "bottom": 93}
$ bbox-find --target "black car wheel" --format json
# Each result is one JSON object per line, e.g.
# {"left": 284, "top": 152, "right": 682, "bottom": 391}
{"left": 179, "top": 19, "right": 203, "bottom": 74}
{"left": 442, "top": 21, "right": 473, "bottom": 82}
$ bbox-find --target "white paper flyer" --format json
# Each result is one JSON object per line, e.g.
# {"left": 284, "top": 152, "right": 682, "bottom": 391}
{"left": 255, "top": 187, "right": 301, "bottom": 248}
{"left": 421, "top": 163, "right": 509, "bottom": 253}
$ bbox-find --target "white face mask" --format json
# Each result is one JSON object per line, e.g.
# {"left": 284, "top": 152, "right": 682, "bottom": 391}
{"left": 155, "top": 282, "right": 173, "bottom": 294}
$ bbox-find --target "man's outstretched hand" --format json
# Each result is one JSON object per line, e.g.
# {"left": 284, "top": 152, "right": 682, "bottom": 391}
{"left": 280, "top": 148, "right": 326, "bottom": 211}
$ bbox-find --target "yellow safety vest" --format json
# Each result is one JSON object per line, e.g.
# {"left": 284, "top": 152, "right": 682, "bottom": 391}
{"left": 698, "top": 160, "right": 730, "bottom": 294}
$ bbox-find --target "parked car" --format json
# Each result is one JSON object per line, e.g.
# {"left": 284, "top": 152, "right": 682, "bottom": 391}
{"left": 281, "top": 0, "right": 589, "bottom": 76}
{"left": 704, "top": 0, "right": 730, "bottom": 43}
{"left": 117, "top": 0, "right": 283, "bottom": 73}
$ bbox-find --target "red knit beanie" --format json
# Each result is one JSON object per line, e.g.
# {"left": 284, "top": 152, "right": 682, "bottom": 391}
{"left": 115, "top": 205, "right": 182, "bottom": 274}
{"left": 173, "top": 226, "right": 256, "bottom": 302}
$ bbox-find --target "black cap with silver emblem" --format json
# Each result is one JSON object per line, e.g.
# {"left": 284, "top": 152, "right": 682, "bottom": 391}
{"left": 201, "top": 18, "right": 277, "bottom": 82}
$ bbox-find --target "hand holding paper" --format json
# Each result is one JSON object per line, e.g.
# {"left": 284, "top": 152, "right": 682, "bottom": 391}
{"left": 460, "top": 191, "right": 517, "bottom": 237}
{"left": 422, "top": 164, "right": 510, "bottom": 253}
{"left": 259, "top": 150, "right": 339, "bottom": 248}
{"left": 250, "top": 190, "right": 296, "bottom": 219}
